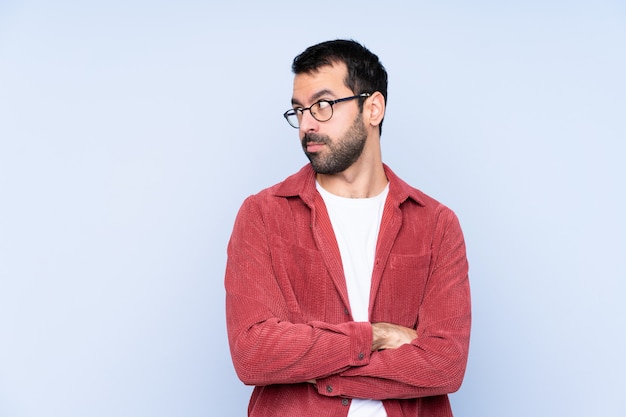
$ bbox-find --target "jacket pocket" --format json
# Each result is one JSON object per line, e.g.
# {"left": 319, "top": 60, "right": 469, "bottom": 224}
{"left": 373, "top": 253, "right": 431, "bottom": 327}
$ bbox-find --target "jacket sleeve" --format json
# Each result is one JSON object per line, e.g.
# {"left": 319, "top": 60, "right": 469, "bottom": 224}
{"left": 225, "top": 195, "right": 373, "bottom": 386}
{"left": 315, "top": 208, "right": 471, "bottom": 400}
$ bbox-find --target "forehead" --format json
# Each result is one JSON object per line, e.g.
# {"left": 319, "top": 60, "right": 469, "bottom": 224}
{"left": 292, "top": 62, "right": 349, "bottom": 104}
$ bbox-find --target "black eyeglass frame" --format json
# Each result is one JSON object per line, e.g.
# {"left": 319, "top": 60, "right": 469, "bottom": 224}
{"left": 283, "top": 93, "right": 371, "bottom": 128}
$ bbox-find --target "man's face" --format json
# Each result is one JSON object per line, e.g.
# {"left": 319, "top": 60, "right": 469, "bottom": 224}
{"left": 291, "top": 63, "right": 368, "bottom": 175}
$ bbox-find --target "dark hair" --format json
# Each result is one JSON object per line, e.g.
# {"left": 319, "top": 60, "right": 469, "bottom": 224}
{"left": 292, "top": 39, "right": 388, "bottom": 135}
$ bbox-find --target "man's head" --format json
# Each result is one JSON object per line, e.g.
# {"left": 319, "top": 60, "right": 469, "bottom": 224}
{"left": 291, "top": 39, "right": 388, "bottom": 135}
{"left": 286, "top": 40, "right": 388, "bottom": 175}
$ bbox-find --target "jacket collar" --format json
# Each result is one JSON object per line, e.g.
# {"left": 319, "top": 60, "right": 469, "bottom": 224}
{"left": 273, "top": 164, "right": 426, "bottom": 207}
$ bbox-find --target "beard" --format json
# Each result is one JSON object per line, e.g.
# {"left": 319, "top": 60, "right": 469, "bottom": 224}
{"left": 302, "top": 113, "right": 368, "bottom": 175}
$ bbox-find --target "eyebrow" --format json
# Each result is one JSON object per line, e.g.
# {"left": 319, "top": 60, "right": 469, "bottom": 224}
{"left": 291, "top": 89, "right": 335, "bottom": 107}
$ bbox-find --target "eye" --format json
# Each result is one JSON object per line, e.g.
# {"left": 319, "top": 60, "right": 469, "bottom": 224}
{"left": 316, "top": 101, "right": 331, "bottom": 110}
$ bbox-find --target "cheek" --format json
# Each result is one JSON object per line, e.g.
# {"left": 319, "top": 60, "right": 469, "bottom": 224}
{"left": 324, "top": 116, "right": 351, "bottom": 136}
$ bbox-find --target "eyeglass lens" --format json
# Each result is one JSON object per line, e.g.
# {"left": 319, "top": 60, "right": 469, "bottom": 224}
{"left": 287, "top": 101, "right": 332, "bottom": 128}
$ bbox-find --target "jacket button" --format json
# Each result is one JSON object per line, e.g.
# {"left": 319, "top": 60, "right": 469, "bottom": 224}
{"left": 326, "top": 385, "right": 333, "bottom": 393}
{"left": 344, "top": 308, "right": 349, "bottom": 315}
{"left": 358, "top": 352, "right": 364, "bottom": 360}
{"left": 342, "top": 398, "right": 349, "bottom": 406}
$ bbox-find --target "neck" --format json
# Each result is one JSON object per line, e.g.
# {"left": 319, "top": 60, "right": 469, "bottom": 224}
{"left": 316, "top": 157, "right": 388, "bottom": 198}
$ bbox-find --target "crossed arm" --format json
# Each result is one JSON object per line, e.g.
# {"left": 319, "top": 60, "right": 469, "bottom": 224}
{"left": 305, "top": 322, "right": 416, "bottom": 384}
{"left": 225, "top": 197, "right": 470, "bottom": 400}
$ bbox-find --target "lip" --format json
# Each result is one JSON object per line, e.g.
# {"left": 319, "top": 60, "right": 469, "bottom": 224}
{"left": 306, "top": 142, "right": 325, "bottom": 153}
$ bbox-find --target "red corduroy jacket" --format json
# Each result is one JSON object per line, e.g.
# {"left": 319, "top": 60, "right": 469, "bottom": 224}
{"left": 225, "top": 164, "right": 471, "bottom": 417}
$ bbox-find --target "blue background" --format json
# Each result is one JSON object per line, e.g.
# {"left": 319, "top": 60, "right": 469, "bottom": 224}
{"left": 1, "top": 1, "right": 625, "bottom": 416}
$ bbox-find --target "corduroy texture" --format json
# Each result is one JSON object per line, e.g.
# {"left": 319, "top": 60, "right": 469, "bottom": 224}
{"left": 225, "top": 164, "right": 471, "bottom": 417}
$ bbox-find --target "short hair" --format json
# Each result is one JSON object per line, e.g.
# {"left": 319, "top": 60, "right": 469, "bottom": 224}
{"left": 292, "top": 39, "right": 388, "bottom": 135}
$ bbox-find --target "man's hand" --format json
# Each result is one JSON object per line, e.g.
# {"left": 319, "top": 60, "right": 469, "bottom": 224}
{"left": 371, "top": 322, "right": 417, "bottom": 351}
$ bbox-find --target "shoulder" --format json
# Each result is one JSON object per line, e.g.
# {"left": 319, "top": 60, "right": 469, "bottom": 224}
{"left": 236, "top": 164, "right": 316, "bottom": 214}
{"left": 384, "top": 164, "right": 460, "bottom": 225}
{"left": 384, "top": 165, "right": 445, "bottom": 208}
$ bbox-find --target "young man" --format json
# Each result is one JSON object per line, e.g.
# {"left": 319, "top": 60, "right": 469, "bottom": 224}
{"left": 225, "top": 39, "right": 471, "bottom": 417}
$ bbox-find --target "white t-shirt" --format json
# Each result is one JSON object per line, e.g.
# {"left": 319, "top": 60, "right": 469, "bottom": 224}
{"left": 317, "top": 182, "right": 389, "bottom": 417}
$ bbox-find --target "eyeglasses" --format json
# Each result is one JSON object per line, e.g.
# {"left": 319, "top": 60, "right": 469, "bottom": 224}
{"left": 283, "top": 93, "right": 371, "bottom": 128}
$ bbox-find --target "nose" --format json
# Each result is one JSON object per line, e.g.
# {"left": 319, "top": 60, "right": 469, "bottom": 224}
{"left": 298, "top": 109, "right": 319, "bottom": 134}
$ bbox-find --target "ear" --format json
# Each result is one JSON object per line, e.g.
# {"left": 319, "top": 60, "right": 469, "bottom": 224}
{"left": 365, "top": 91, "right": 385, "bottom": 129}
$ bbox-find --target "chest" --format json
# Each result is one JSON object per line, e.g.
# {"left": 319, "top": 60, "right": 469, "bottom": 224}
{"left": 266, "top": 198, "right": 432, "bottom": 327}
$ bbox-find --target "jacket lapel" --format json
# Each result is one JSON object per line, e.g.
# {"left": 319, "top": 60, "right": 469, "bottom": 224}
{"left": 369, "top": 197, "right": 403, "bottom": 316}
{"left": 312, "top": 191, "right": 352, "bottom": 314}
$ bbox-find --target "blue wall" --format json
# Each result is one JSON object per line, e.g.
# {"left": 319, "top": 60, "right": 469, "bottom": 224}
{"left": 1, "top": 1, "right": 624, "bottom": 416}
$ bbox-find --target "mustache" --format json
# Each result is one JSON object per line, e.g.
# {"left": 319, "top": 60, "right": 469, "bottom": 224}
{"left": 302, "top": 133, "right": 329, "bottom": 146}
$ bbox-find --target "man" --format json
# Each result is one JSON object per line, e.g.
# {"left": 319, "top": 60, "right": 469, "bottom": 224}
{"left": 225, "top": 39, "right": 471, "bottom": 417}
